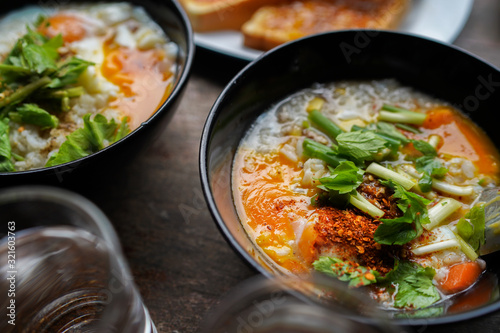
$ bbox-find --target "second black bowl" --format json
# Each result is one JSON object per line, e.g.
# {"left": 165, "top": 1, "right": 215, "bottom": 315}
{"left": 200, "top": 30, "right": 500, "bottom": 326}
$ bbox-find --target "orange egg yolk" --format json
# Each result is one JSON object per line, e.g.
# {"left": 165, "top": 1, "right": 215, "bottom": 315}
{"left": 39, "top": 14, "right": 90, "bottom": 43}
{"left": 234, "top": 148, "right": 317, "bottom": 273}
{"left": 101, "top": 44, "right": 174, "bottom": 129}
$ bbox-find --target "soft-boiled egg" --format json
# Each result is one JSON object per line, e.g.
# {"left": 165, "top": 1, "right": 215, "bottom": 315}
{"left": 59, "top": 4, "right": 177, "bottom": 129}
{"left": 0, "top": 3, "right": 180, "bottom": 171}
{"left": 2, "top": 3, "right": 177, "bottom": 130}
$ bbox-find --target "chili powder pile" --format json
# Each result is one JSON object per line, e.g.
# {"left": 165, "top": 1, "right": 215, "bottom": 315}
{"left": 313, "top": 176, "right": 404, "bottom": 275}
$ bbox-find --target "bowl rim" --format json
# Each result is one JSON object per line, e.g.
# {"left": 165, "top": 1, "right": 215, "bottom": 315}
{"left": 0, "top": 0, "right": 195, "bottom": 177}
{"left": 199, "top": 29, "right": 500, "bottom": 326}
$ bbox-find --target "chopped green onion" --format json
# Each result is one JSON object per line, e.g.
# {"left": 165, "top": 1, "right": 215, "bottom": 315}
{"left": 412, "top": 239, "right": 460, "bottom": 256}
{"left": 400, "top": 164, "right": 474, "bottom": 197}
{"left": 11, "top": 152, "right": 24, "bottom": 161}
{"left": 428, "top": 135, "right": 442, "bottom": 149}
{"left": 431, "top": 179, "right": 474, "bottom": 197}
{"left": 61, "top": 96, "right": 70, "bottom": 111}
{"left": 454, "top": 232, "right": 479, "bottom": 261}
{"left": 381, "top": 104, "right": 421, "bottom": 114}
{"left": 0, "top": 76, "right": 51, "bottom": 108}
{"left": 425, "top": 198, "right": 462, "bottom": 230}
{"left": 379, "top": 111, "right": 426, "bottom": 125}
{"left": 395, "top": 123, "right": 421, "bottom": 134}
{"left": 0, "top": 63, "right": 32, "bottom": 76}
{"left": 379, "top": 104, "right": 427, "bottom": 126}
{"left": 366, "top": 162, "right": 415, "bottom": 190}
{"left": 65, "top": 86, "right": 84, "bottom": 98}
{"left": 302, "top": 138, "right": 345, "bottom": 167}
{"left": 43, "top": 86, "right": 84, "bottom": 100}
{"left": 349, "top": 191, "right": 385, "bottom": 218}
{"left": 308, "top": 109, "right": 344, "bottom": 140}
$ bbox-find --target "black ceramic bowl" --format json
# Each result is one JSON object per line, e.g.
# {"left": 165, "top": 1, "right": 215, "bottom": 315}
{"left": 200, "top": 30, "right": 500, "bottom": 326}
{"left": 0, "top": 0, "right": 194, "bottom": 188}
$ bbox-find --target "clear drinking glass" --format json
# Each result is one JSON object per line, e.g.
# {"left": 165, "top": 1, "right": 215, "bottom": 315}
{"left": 199, "top": 274, "right": 400, "bottom": 333}
{"left": 0, "top": 186, "right": 156, "bottom": 333}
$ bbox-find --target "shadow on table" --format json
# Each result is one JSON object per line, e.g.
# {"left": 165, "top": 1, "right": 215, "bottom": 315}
{"left": 193, "top": 46, "right": 250, "bottom": 85}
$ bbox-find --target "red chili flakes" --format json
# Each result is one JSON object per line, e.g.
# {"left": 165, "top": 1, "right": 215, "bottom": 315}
{"left": 313, "top": 206, "right": 401, "bottom": 275}
{"left": 358, "top": 174, "right": 401, "bottom": 219}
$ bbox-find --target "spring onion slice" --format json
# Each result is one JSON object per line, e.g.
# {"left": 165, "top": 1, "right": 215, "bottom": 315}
{"left": 378, "top": 104, "right": 427, "bottom": 126}
{"left": 412, "top": 226, "right": 460, "bottom": 255}
{"left": 349, "top": 191, "right": 385, "bottom": 218}
{"left": 425, "top": 198, "right": 462, "bottom": 230}
{"left": 366, "top": 162, "right": 415, "bottom": 190}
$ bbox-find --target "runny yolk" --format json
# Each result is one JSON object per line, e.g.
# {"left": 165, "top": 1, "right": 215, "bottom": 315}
{"left": 101, "top": 43, "right": 174, "bottom": 129}
{"left": 233, "top": 149, "right": 316, "bottom": 273}
{"left": 39, "top": 14, "right": 90, "bottom": 43}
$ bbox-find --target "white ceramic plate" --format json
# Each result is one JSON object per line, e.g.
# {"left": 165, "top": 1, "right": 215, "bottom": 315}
{"left": 194, "top": 0, "right": 474, "bottom": 61}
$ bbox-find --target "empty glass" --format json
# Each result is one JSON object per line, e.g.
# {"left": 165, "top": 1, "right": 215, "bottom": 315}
{"left": 199, "top": 274, "right": 400, "bottom": 333}
{"left": 0, "top": 186, "right": 156, "bottom": 332}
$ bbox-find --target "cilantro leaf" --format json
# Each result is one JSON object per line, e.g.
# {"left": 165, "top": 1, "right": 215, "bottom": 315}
{"left": 9, "top": 103, "right": 58, "bottom": 129}
{"left": 336, "top": 131, "right": 387, "bottom": 162}
{"left": 379, "top": 260, "right": 439, "bottom": 309}
{"left": 5, "top": 27, "right": 62, "bottom": 76}
{"left": 318, "top": 161, "right": 364, "bottom": 194}
{"left": 0, "top": 118, "right": 14, "bottom": 172}
{"left": 412, "top": 140, "right": 448, "bottom": 192}
{"left": 351, "top": 122, "right": 408, "bottom": 156}
{"left": 0, "top": 25, "right": 92, "bottom": 114}
{"left": 457, "top": 204, "right": 485, "bottom": 251}
{"left": 416, "top": 156, "right": 448, "bottom": 178}
{"left": 375, "top": 121, "right": 409, "bottom": 144}
{"left": 45, "top": 114, "right": 129, "bottom": 167}
{"left": 113, "top": 116, "right": 130, "bottom": 142}
{"left": 22, "top": 42, "right": 58, "bottom": 74}
{"left": 48, "top": 57, "right": 95, "bottom": 88}
{"left": 389, "top": 180, "right": 431, "bottom": 223}
{"left": 313, "top": 256, "right": 379, "bottom": 288}
{"left": 374, "top": 180, "right": 431, "bottom": 245}
{"left": 374, "top": 210, "right": 422, "bottom": 245}
{"left": 0, "top": 22, "right": 95, "bottom": 173}
{"left": 412, "top": 139, "right": 436, "bottom": 156}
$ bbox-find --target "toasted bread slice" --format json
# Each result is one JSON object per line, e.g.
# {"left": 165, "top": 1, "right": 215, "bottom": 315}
{"left": 178, "top": 0, "right": 284, "bottom": 32}
{"left": 242, "top": 0, "right": 410, "bottom": 51}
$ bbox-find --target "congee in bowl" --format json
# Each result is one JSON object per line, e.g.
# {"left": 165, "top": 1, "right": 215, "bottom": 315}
{"left": 0, "top": 0, "right": 193, "bottom": 184}
{"left": 200, "top": 30, "right": 500, "bottom": 323}
{"left": 232, "top": 78, "right": 498, "bottom": 311}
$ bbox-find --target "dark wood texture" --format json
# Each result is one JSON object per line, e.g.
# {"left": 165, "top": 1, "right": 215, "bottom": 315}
{"left": 80, "top": 0, "right": 500, "bottom": 332}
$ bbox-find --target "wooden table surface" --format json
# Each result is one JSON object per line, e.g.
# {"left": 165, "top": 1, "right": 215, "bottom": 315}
{"left": 79, "top": 0, "right": 500, "bottom": 332}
